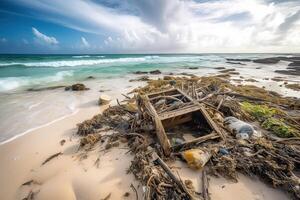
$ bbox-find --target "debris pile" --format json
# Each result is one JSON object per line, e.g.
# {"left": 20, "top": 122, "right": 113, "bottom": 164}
{"left": 76, "top": 75, "right": 300, "bottom": 199}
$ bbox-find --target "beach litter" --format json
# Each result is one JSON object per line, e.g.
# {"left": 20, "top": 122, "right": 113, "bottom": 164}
{"left": 72, "top": 75, "right": 300, "bottom": 199}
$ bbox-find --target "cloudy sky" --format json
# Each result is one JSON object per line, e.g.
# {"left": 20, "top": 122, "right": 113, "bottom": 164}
{"left": 0, "top": 0, "right": 299, "bottom": 53}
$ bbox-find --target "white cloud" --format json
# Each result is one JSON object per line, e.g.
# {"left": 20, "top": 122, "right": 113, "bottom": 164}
{"left": 13, "top": 0, "right": 300, "bottom": 52}
{"left": 32, "top": 27, "right": 58, "bottom": 45}
{"left": 81, "top": 37, "right": 90, "bottom": 47}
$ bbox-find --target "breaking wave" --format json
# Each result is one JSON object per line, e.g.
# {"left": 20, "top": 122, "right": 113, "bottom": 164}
{"left": 0, "top": 57, "right": 147, "bottom": 67}
{"left": 0, "top": 71, "right": 73, "bottom": 92}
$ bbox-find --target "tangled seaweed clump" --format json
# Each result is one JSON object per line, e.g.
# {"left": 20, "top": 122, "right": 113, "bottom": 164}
{"left": 262, "top": 118, "right": 296, "bottom": 138}
{"left": 241, "top": 102, "right": 299, "bottom": 137}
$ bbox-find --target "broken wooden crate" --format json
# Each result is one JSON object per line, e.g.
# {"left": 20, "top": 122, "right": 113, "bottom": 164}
{"left": 138, "top": 88, "right": 224, "bottom": 155}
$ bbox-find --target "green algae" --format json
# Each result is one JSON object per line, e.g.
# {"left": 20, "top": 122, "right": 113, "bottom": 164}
{"left": 241, "top": 102, "right": 297, "bottom": 138}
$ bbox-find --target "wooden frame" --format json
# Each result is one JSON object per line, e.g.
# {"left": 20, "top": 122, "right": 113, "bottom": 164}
{"left": 141, "top": 88, "right": 224, "bottom": 155}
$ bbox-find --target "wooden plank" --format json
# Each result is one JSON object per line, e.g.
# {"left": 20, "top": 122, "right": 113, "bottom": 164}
{"left": 143, "top": 95, "right": 171, "bottom": 155}
{"left": 153, "top": 153, "right": 199, "bottom": 200}
{"left": 159, "top": 105, "right": 200, "bottom": 120}
{"left": 147, "top": 88, "right": 177, "bottom": 98}
{"left": 172, "top": 133, "right": 219, "bottom": 151}
{"left": 162, "top": 114, "right": 193, "bottom": 129}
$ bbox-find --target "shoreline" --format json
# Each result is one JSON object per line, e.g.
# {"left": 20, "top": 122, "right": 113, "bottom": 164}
{"left": 0, "top": 110, "right": 79, "bottom": 146}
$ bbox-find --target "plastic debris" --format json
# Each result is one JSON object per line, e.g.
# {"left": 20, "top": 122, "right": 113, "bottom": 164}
{"left": 182, "top": 149, "right": 211, "bottom": 169}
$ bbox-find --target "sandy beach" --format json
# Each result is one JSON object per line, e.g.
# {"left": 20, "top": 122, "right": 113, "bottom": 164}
{"left": 0, "top": 86, "right": 292, "bottom": 200}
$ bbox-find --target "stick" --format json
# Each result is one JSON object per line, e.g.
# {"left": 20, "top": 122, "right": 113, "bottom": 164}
{"left": 41, "top": 152, "right": 62, "bottom": 165}
{"left": 216, "top": 97, "right": 224, "bottom": 111}
{"left": 130, "top": 183, "right": 139, "bottom": 200}
{"left": 153, "top": 153, "right": 198, "bottom": 200}
{"left": 122, "top": 93, "right": 131, "bottom": 99}
{"left": 201, "top": 169, "right": 209, "bottom": 200}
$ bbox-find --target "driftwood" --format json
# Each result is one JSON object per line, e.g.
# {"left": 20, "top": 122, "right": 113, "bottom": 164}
{"left": 201, "top": 169, "right": 209, "bottom": 200}
{"left": 153, "top": 153, "right": 198, "bottom": 200}
{"left": 41, "top": 152, "right": 63, "bottom": 165}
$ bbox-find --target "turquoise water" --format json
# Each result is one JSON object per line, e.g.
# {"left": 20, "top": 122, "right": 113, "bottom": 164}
{"left": 0, "top": 54, "right": 286, "bottom": 92}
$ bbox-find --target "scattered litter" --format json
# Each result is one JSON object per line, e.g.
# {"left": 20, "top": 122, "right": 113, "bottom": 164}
{"left": 182, "top": 149, "right": 211, "bottom": 169}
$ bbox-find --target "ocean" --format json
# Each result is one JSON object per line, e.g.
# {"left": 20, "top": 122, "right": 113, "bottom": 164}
{"left": 0, "top": 54, "right": 298, "bottom": 144}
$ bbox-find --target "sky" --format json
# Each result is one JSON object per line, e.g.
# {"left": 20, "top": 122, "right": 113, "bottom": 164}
{"left": 0, "top": 0, "right": 299, "bottom": 54}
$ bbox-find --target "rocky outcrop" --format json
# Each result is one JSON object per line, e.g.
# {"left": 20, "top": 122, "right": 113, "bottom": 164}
{"left": 226, "top": 61, "right": 246, "bottom": 65}
{"left": 149, "top": 70, "right": 162, "bottom": 74}
{"left": 226, "top": 58, "right": 251, "bottom": 62}
{"left": 253, "top": 58, "right": 280, "bottom": 64}
{"left": 288, "top": 61, "right": 300, "bottom": 67}
{"left": 65, "top": 83, "right": 89, "bottom": 91}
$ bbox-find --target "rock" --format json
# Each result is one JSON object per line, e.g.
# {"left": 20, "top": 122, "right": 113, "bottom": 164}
{"left": 27, "top": 85, "right": 66, "bottom": 92}
{"left": 98, "top": 94, "right": 112, "bottom": 105}
{"left": 253, "top": 58, "right": 280, "bottom": 64}
{"left": 288, "top": 61, "right": 300, "bottom": 66}
{"left": 215, "top": 67, "right": 226, "bottom": 70}
{"left": 133, "top": 71, "right": 148, "bottom": 74}
{"left": 226, "top": 58, "right": 251, "bottom": 62}
{"left": 129, "top": 76, "right": 150, "bottom": 82}
{"left": 226, "top": 61, "right": 246, "bottom": 65}
{"left": 86, "top": 76, "right": 95, "bottom": 79}
{"left": 188, "top": 67, "right": 199, "bottom": 69}
{"left": 285, "top": 83, "right": 300, "bottom": 91}
{"left": 219, "top": 68, "right": 236, "bottom": 73}
{"left": 245, "top": 78, "right": 258, "bottom": 82}
{"left": 60, "top": 139, "right": 66, "bottom": 146}
{"left": 65, "top": 83, "right": 89, "bottom": 91}
{"left": 149, "top": 70, "right": 161, "bottom": 74}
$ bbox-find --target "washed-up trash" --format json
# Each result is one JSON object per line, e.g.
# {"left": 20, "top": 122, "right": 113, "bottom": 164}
{"left": 224, "top": 116, "right": 254, "bottom": 138}
{"left": 123, "top": 102, "right": 138, "bottom": 112}
{"left": 172, "top": 138, "right": 185, "bottom": 145}
{"left": 236, "top": 132, "right": 249, "bottom": 140}
{"left": 182, "top": 149, "right": 211, "bottom": 169}
{"left": 98, "top": 94, "right": 112, "bottom": 105}
{"left": 219, "top": 148, "right": 229, "bottom": 155}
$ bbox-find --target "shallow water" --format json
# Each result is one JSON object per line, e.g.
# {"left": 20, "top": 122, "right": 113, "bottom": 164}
{"left": 0, "top": 54, "right": 299, "bottom": 143}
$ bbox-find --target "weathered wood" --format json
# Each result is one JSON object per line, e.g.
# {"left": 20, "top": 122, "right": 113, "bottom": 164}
{"left": 178, "top": 88, "right": 225, "bottom": 140}
{"left": 143, "top": 96, "right": 171, "bottom": 155}
{"left": 162, "top": 114, "right": 193, "bottom": 129}
{"left": 159, "top": 105, "right": 200, "bottom": 120}
{"left": 201, "top": 169, "right": 209, "bottom": 200}
{"left": 172, "top": 133, "right": 220, "bottom": 152}
{"left": 153, "top": 153, "right": 199, "bottom": 200}
{"left": 147, "top": 88, "right": 178, "bottom": 98}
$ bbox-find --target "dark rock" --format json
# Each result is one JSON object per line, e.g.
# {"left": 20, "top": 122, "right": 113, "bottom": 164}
{"left": 27, "top": 85, "right": 66, "bottom": 92}
{"left": 288, "top": 61, "right": 300, "bottom": 67}
{"left": 275, "top": 66, "right": 300, "bottom": 76}
{"left": 226, "top": 58, "right": 251, "bottom": 62}
{"left": 65, "top": 83, "right": 89, "bottom": 91}
{"left": 245, "top": 78, "right": 258, "bottom": 82}
{"left": 129, "top": 76, "right": 150, "bottom": 82}
{"left": 215, "top": 67, "right": 226, "bottom": 70}
{"left": 149, "top": 70, "right": 162, "bottom": 74}
{"left": 226, "top": 61, "right": 246, "bottom": 65}
{"left": 219, "top": 68, "right": 236, "bottom": 73}
{"left": 188, "top": 67, "right": 199, "bottom": 69}
{"left": 133, "top": 71, "right": 148, "bottom": 74}
{"left": 86, "top": 76, "right": 95, "bottom": 79}
{"left": 253, "top": 58, "right": 280, "bottom": 64}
